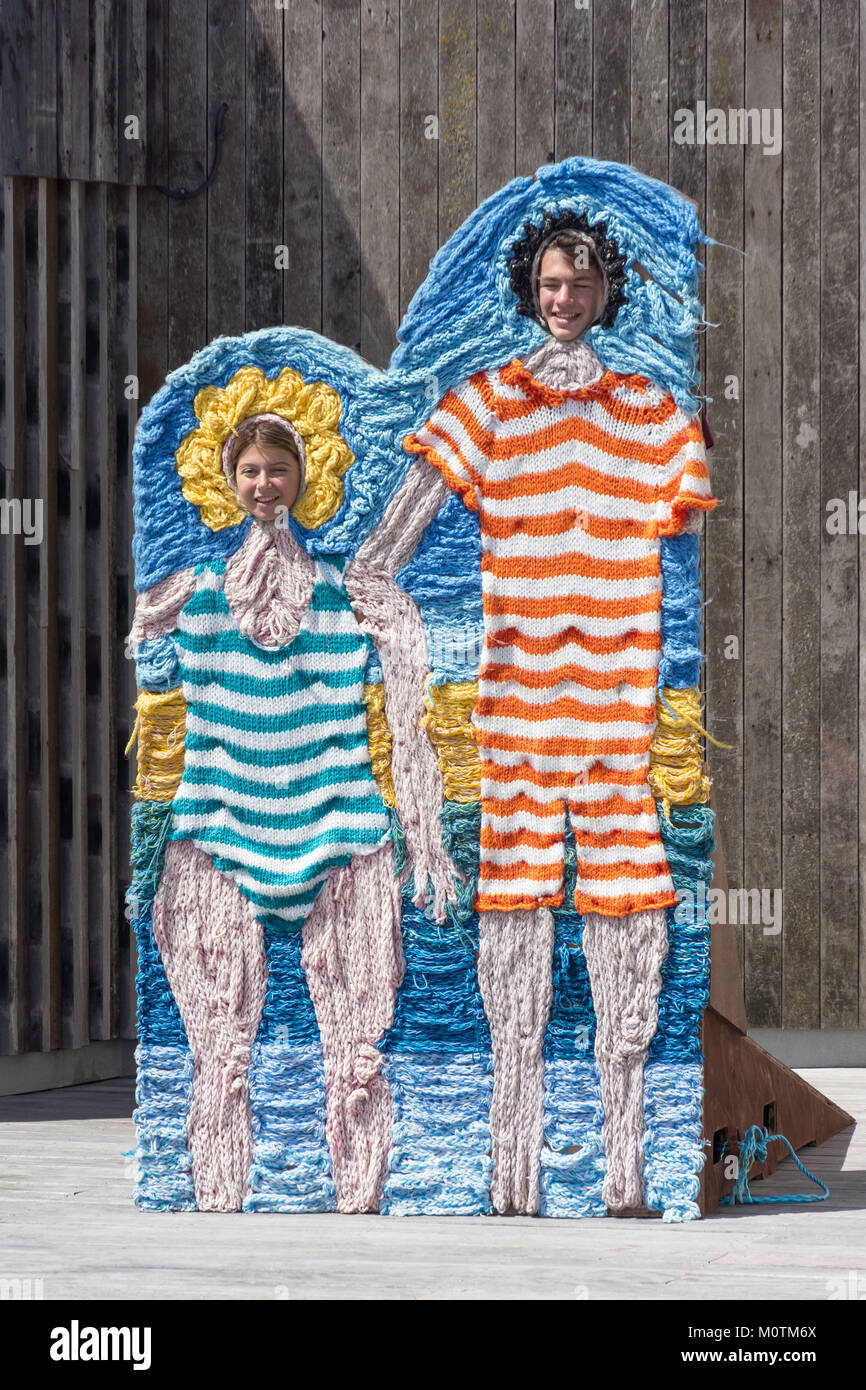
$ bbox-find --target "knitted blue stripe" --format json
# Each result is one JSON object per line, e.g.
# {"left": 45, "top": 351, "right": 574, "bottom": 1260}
{"left": 379, "top": 1053, "right": 494, "bottom": 1216}
{"left": 659, "top": 533, "right": 703, "bottom": 688}
{"left": 243, "top": 1042, "right": 336, "bottom": 1213}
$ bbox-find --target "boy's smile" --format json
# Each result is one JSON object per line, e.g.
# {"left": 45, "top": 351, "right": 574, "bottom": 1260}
{"left": 538, "top": 246, "right": 606, "bottom": 341}
{"left": 234, "top": 443, "right": 302, "bottom": 519}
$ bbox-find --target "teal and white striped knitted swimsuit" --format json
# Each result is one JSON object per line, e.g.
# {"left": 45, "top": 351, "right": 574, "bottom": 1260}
{"left": 168, "top": 555, "right": 392, "bottom": 929}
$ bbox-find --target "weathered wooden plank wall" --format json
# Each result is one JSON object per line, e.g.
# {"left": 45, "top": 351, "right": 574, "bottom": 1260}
{"left": 0, "top": 1, "right": 863, "bottom": 1074}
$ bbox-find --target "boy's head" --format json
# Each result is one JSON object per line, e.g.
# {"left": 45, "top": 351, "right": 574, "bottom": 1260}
{"left": 222, "top": 414, "right": 306, "bottom": 523}
{"left": 531, "top": 232, "right": 607, "bottom": 342}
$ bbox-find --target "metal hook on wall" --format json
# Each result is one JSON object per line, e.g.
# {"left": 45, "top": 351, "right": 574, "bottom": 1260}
{"left": 155, "top": 102, "right": 229, "bottom": 200}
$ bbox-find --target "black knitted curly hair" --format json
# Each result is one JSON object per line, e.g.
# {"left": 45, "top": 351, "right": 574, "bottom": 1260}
{"left": 508, "top": 208, "right": 629, "bottom": 330}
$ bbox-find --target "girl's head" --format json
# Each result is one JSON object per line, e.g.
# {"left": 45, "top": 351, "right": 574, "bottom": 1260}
{"left": 222, "top": 414, "right": 306, "bottom": 524}
{"left": 531, "top": 232, "right": 607, "bottom": 341}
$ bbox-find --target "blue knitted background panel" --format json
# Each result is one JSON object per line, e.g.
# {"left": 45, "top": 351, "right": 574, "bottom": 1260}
{"left": 131, "top": 154, "right": 713, "bottom": 1218}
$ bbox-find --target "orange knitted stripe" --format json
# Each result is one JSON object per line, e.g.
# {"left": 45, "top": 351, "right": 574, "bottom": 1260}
{"left": 480, "top": 509, "right": 660, "bottom": 542}
{"left": 480, "top": 624, "right": 661, "bottom": 656}
{"left": 476, "top": 729, "right": 654, "bottom": 757}
{"left": 479, "top": 662, "right": 660, "bottom": 691}
{"left": 482, "top": 590, "right": 662, "bottom": 621}
{"left": 483, "top": 549, "right": 660, "bottom": 581}
{"left": 475, "top": 693, "right": 656, "bottom": 724}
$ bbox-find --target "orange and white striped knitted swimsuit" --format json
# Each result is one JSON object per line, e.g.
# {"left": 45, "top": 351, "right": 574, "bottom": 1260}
{"left": 404, "top": 356, "right": 717, "bottom": 917}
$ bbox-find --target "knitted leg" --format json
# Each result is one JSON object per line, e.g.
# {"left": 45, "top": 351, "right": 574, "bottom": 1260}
{"left": 581, "top": 908, "right": 669, "bottom": 1211}
{"left": 301, "top": 843, "right": 404, "bottom": 1213}
{"left": 476, "top": 908, "right": 555, "bottom": 1214}
{"left": 152, "top": 840, "right": 268, "bottom": 1212}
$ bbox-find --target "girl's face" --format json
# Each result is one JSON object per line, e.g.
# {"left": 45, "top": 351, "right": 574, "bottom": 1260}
{"left": 537, "top": 247, "right": 605, "bottom": 341}
{"left": 234, "top": 443, "right": 302, "bottom": 521}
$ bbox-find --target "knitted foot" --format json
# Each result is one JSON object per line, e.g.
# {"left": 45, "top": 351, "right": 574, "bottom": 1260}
{"left": 477, "top": 908, "right": 555, "bottom": 1214}
{"left": 581, "top": 908, "right": 669, "bottom": 1212}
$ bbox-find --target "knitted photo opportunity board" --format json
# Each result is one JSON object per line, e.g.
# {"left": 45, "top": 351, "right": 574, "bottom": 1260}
{"left": 127, "top": 155, "right": 719, "bottom": 1221}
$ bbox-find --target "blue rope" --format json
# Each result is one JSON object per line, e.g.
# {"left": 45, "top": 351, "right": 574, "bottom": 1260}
{"left": 719, "top": 1125, "right": 829, "bottom": 1206}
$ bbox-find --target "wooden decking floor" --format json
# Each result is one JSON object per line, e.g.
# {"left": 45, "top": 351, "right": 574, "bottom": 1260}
{"left": 0, "top": 1069, "right": 863, "bottom": 1300}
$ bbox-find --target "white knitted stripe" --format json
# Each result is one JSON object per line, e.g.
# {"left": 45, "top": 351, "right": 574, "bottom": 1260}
{"left": 483, "top": 608, "right": 662, "bottom": 642}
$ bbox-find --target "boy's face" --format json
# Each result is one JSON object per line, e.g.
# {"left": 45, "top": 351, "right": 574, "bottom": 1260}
{"left": 537, "top": 247, "right": 605, "bottom": 341}
{"left": 234, "top": 443, "right": 302, "bottom": 521}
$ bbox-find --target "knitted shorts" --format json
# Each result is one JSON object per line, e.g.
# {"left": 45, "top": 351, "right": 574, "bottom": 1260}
{"left": 475, "top": 751, "right": 678, "bottom": 917}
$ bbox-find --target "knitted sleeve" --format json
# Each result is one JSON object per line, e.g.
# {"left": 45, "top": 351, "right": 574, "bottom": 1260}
{"left": 654, "top": 402, "right": 718, "bottom": 537}
{"left": 402, "top": 371, "right": 495, "bottom": 513}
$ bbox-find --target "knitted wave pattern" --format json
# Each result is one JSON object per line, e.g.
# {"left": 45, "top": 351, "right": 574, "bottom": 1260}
{"left": 243, "top": 928, "right": 335, "bottom": 1213}
{"left": 378, "top": 903, "right": 494, "bottom": 1216}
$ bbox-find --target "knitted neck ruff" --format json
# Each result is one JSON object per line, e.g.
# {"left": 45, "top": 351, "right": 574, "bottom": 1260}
{"left": 221, "top": 411, "right": 307, "bottom": 499}
{"left": 519, "top": 333, "right": 605, "bottom": 391}
{"left": 509, "top": 208, "right": 629, "bottom": 331}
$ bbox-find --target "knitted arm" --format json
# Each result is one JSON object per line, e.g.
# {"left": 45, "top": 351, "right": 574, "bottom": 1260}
{"left": 345, "top": 559, "right": 459, "bottom": 923}
{"left": 655, "top": 404, "right": 718, "bottom": 536}
{"left": 127, "top": 567, "right": 196, "bottom": 646}
{"left": 355, "top": 455, "right": 452, "bottom": 575}
{"left": 357, "top": 372, "right": 492, "bottom": 575}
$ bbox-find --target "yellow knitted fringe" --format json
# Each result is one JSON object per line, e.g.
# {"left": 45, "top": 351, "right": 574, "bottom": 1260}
{"left": 649, "top": 685, "right": 715, "bottom": 823}
{"left": 176, "top": 364, "right": 354, "bottom": 533}
{"left": 362, "top": 684, "right": 397, "bottom": 809}
{"left": 354, "top": 679, "right": 725, "bottom": 827}
{"left": 422, "top": 682, "right": 482, "bottom": 803}
{"left": 125, "top": 687, "right": 187, "bottom": 802}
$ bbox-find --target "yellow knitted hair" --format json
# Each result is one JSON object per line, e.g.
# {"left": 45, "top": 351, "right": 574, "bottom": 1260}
{"left": 175, "top": 364, "right": 353, "bottom": 532}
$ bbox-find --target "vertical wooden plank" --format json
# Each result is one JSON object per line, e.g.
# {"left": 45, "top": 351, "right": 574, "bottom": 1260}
{"left": 2, "top": 179, "right": 28, "bottom": 1054}
{"left": 629, "top": 0, "right": 668, "bottom": 180}
{"left": 89, "top": 182, "right": 118, "bottom": 1040}
{"left": 57, "top": 0, "right": 90, "bottom": 182}
{"left": 146, "top": 0, "right": 169, "bottom": 189}
{"left": 669, "top": 0, "right": 707, "bottom": 209}
{"left": 742, "top": 0, "right": 782, "bottom": 1027}
{"left": 0, "top": 183, "right": 6, "bottom": 1047}
{"left": 477, "top": 0, "right": 515, "bottom": 201}
{"left": 167, "top": 0, "right": 207, "bottom": 368}
{"left": 360, "top": 0, "right": 400, "bottom": 368}
{"left": 136, "top": 184, "right": 169, "bottom": 407}
{"left": 553, "top": 0, "right": 591, "bottom": 163}
{"left": 283, "top": 2, "right": 323, "bottom": 330}
{"left": 246, "top": 0, "right": 283, "bottom": 332}
{"left": 860, "top": 0, "right": 866, "bottom": 1029}
{"left": 117, "top": 0, "right": 149, "bottom": 187}
{"left": 92, "top": 0, "right": 118, "bottom": 184}
{"left": 115, "top": 184, "right": 137, "bottom": 1040}
{"left": 0, "top": 2, "right": 27, "bottom": 176}
{"left": 38, "top": 178, "right": 61, "bottom": 1051}
{"left": 592, "top": 0, "right": 630, "bottom": 164}
{"left": 704, "top": 0, "right": 746, "bottom": 992}
{"left": 206, "top": 0, "right": 245, "bottom": 337}
{"left": 68, "top": 179, "right": 89, "bottom": 1048}
{"left": 820, "top": 0, "right": 860, "bottom": 1029}
{"left": 439, "top": 0, "right": 477, "bottom": 243}
{"left": 398, "top": 0, "right": 437, "bottom": 322}
{"left": 23, "top": 178, "right": 41, "bottom": 1050}
{"left": 515, "top": 0, "right": 553, "bottom": 176}
{"left": 35, "top": 0, "right": 58, "bottom": 176}
{"left": 322, "top": 0, "right": 361, "bottom": 349}
{"left": 780, "top": 0, "right": 820, "bottom": 1029}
